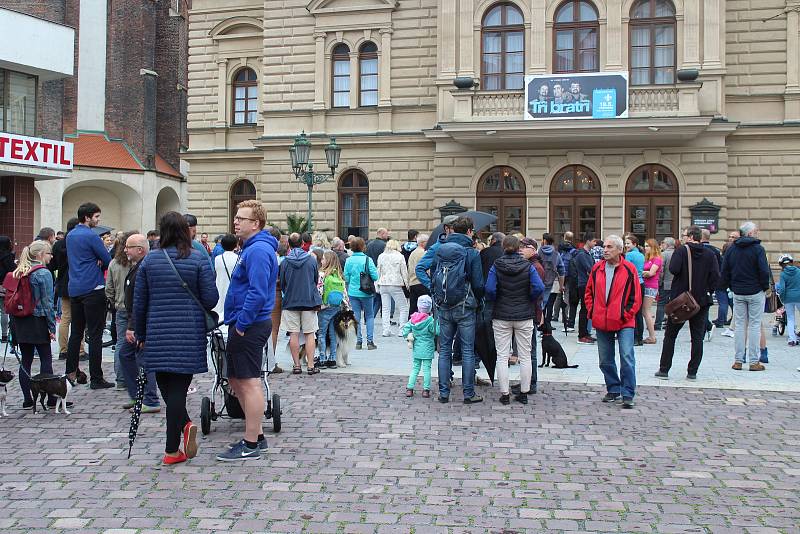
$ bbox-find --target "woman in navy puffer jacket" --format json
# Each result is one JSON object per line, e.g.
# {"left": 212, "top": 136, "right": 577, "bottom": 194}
{"left": 134, "top": 212, "right": 218, "bottom": 465}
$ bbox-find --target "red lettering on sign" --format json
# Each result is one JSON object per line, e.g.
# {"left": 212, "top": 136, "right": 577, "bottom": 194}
{"left": 24, "top": 141, "right": 39, "bottom": 162}
{"left": 39, "top": 142, "right": 52, "bottom": 162}
{"left": 10, "top": 138, "right": 22, "bottom": 159}
{"left": 0, "top": 136, "right": 8, "bottom": 157}
{"left": 59, "top": 145, "right": 72, "bottom": 166}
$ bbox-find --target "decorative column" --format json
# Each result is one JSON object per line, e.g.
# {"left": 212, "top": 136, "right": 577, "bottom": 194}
{"left": 530, "top": 0, "right": 546, "bottom": 73}
{"left": 440, "top": 0, "right": 457, "bottom": 78}
{"left": 605, "top": 0, "right": 623, "bottom": 70}
{"left": 458, "top": 0, "right": 474, "bottom": 77}
{"left": 379, "top": 28, "right": 393, "bottom": 106}
{"left": 702, "top": 0, "right": 722, "bottom": 69}
{"left": 786, "top": 1, "right": 800, "bottom": 120}
{"left": 683, "top": 0, "right": 700, "bottom": 68}
{"left": 215, "top": 58, "right": 228, "bottom": 126}
{"left": 313, "top": 32, "right": 327, "bottom": 110}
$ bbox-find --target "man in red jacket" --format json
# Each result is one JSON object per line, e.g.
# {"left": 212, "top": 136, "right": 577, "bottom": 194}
{"left": 584, "top": 235, "right": 642, "bottom": 408}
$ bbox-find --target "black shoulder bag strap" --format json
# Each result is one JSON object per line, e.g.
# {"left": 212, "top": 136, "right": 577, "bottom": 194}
{"left": 222, "top": 254, "right": 232, "bottom": 281}
{"left": 162, "top": 249, "right": 207, "bottom": 313}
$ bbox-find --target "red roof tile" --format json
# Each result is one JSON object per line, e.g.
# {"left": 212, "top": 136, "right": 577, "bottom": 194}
{"left": 66, "top": 133, "right": 142, "bottom": 172}
{"left": 65, "top": 133, "right": 182, "bottom": 178}
{"left": 155, "top": 154, "right": 182, "bottom": 178}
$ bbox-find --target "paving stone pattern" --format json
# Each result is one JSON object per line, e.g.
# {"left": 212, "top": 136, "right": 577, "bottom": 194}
{"left": 1, "top": 362, "right": 799, "bottom": 533}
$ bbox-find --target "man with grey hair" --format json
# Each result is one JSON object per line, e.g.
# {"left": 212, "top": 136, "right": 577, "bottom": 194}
{"left": 655, "top": 237, "right": 676, "bottom": 330}
{"left": 407, "top": 233, "right": 429, "bottom": 315}
{"left": 120, "top": 234, "right": 160, "bottom": 411}
{"left": 332, "top": 237, "right": 349, "bottom": 270}
{"left": 584, "top": 235, "right": 641, "bottom": 408}
{"left": 721, "top": 221, "right": 770, "bottom": 371}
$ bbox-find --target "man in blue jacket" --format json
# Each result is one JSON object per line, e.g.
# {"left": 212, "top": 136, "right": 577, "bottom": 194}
{"left": 429, "top": 216, "right": 485, "bottom": 404}
{"left": 65, "top": 202, "right": 113, "bottom": 389}
{"left": 278, "top": 232, "right": 322, "bottom": 375}
{"left": 720, "top": 221, "right": 770, "bottom": 372}
{"left": 217, "top": 199, "right": 278, "bottom": 461}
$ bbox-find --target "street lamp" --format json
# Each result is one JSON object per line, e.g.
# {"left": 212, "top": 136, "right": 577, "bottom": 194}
{"left": 289, "top": 132, "right": 341, "bottom": 231}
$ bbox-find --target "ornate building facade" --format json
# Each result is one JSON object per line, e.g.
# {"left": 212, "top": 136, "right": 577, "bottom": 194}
{"left": 185, "top": 0, "right": 800, "bottom": 254}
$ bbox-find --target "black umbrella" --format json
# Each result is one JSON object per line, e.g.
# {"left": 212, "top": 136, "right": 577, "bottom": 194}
{"left": 474, "top": 316, "right": 496, "bottom": 385}
{"left": 425, "top": 210, "right": 498, "bottom": 249}
{"left": 92, "top": 225, "right": 114, "bottom": 237}
{"left": 127, "top": 366, "right": 147, "bottom": 459}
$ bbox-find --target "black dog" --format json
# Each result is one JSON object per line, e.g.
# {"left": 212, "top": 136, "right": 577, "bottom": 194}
{"left": 29, "top": 373, "right": 76, "bottom": 414}
{"left": 539, "top": 323, "right": 579, "bottom": 369}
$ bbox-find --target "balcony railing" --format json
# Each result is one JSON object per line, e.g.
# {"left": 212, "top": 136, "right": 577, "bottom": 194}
{"left": 449, "top": 83, "right": 701, "bottom": 122}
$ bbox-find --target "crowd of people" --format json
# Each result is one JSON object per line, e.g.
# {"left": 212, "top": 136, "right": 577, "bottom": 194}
{"left": 0, "top": 198, "right": 793, "bottom": 463}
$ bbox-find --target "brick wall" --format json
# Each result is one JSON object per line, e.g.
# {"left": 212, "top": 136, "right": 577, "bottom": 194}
{"left": 105, "top": 0, "right": 156, "bottom": 165}
{"left": 725, "top": 0, "right": 787, "bottom": 96}
{"left": 0, "top": 176, "right": 35, "bottom": 254}
{"left": 155, "top": 0, "right": 189, "bottom": 169}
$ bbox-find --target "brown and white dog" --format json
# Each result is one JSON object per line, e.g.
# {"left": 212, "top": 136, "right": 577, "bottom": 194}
{"left": 29, "top": 373, "right": 75, "bottom": 415}
{"left": 0, "top": 369, "right": 13, "bottom": 416}
{"left": 333, "top": 308, "right": 358, "bottom": 368}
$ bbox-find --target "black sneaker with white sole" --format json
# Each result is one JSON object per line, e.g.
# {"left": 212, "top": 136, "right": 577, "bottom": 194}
{"left": 228, "top": 437, "right": 268, "bottom": 451}
{"left": 654, "top": 371, "right": 669, "bottom": 380}
{"left": 622, "top": 397, "right": 635, "bottom": 409}
{"left": 602, "top": 392, "right": 620, "bottom": 403}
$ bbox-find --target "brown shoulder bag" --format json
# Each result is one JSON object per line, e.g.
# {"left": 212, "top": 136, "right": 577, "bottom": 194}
{"left": 664, "top": 245, "right": 701, "bottom": 323}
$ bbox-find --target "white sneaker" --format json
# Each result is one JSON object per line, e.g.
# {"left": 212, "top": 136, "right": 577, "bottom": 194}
{"left": 721, "top": 328, "right": 734, "bottom": 338}
{"left": 706, "top": 325, "right": 715, "bottom": 341}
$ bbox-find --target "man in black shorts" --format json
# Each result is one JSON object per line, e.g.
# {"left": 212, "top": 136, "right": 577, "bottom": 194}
{"left": 216, "top": 199, "right": 279, "bottom": 461}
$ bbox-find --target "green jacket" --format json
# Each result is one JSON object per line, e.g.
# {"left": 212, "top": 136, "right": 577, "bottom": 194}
{"left": 401, "top": 313, "right": 438, "bottom": 360}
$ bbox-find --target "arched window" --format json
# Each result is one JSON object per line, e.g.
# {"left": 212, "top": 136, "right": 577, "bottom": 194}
{"left": 359, "top": 42, "right": 378, "bottom": 107}
{"left": 625, "top": 164, "right": 679, "bottom": 243}
{"left": 630, "top": 0, "right": 676, "bottom": 85}
{"left": 549, "top": 165, "right": 601, "bottom": 243}
{"left": 230, "top": 179, "right": 256, "bottom": 232}
{"left": 553, "top": 1, "right": 599, "bottom": 73}
{"left": 332, "top": 44, "right": 351, "bottom": 108}
{"left": 476, "top": 166, "right": 526, "bottom": 238}
{"left": 481, "top": 3, "right": 525, "bottom": 90}
{"left": 232, "top": 68, "right": 258, "bottom": 125}
{"left": 338, "top": 170, "right": 369, "bottom": 239}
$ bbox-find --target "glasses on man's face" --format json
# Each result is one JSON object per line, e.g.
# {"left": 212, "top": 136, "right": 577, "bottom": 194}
{"left": 233, "top": 216, "right": 257, "bottom": 223}
{"left": 124, "top": 245, "right": 143, "bottom": 250}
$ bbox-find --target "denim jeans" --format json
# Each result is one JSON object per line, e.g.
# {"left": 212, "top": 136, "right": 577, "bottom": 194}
{"left": 350, "top": 295, "right": 375, "bottom": 343}
{"left": 113, "top": 308, "right": 127, "bottom": 384}
{"left": 733, "top": 292, "right": 765, "bottom": 364}
{"left": 118, "top": 310, "right": 160, "bottom": 407}
{"left": 317, "top": 307, "right": 338, "bottom": 362}
{"left": 715, "top": 289, "right": 730, "bottom": 325}
{"left": 596, "top": 328, "right": 636, "bottom": 399}
{"left": 437, "top": 305, "right": 477, "bottom": 399}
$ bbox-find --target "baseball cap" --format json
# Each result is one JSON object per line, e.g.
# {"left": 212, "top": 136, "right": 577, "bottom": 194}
{"left": 520, "top": 237, "right": 538, "bottom": 250}
{"left": 778, "top": 254, "right": 794, "bottom": 265}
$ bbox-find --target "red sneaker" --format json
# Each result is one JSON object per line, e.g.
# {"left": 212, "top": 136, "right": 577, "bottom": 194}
{"left": 183, "top": 421, "right": 198, "bottom": 459}
{"left": 163, "top": 451, "right": 188, "bottom": 465}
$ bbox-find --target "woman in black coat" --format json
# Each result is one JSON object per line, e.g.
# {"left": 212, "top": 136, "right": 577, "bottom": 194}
{"left": 134, "top": 212, "right": 218, "bottom": 465}
{"left": 0, "top": 235, "right": 16, "bottom": 343}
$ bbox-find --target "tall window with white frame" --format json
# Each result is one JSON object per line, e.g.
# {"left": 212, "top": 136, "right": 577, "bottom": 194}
{"left": 232, "top": 68, "right": 257, "bottom": 125}
{"left": 481, "top": 3, "right": 525, "bottom": 91}
{"left": 630, "top": 0, "right": 676, "bottom": 85}
{"left": 359, "top": 42, "right": 378, "bottom": 107}
{"left": 553, "top": 0, "right": 600, "bottom": 73}
{"left": 332, "top": 44, "right": 351, "bottom": 108}
{"left": 0, "top": 69, "right": 37, "bottom": 136}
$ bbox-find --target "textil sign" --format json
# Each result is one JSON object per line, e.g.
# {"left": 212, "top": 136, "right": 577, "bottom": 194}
{"left": 524, "top": 72, "right": 629, "bottom": 120}
{"left": 0, "top": 132, "right": 73, "bottom": 170}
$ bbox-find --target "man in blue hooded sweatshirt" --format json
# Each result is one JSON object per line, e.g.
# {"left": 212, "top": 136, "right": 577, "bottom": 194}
{"left": 217, "top": 199, "right": 278, "bottom": 461}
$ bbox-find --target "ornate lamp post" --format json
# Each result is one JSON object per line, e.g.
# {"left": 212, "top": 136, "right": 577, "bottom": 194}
{"left": 289, "top": 132, "right": 341, "bottom": 231}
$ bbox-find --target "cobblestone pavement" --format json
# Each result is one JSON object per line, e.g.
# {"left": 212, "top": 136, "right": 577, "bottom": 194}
{"left": 1, "top": 357, "right": 799, "bottom": 533}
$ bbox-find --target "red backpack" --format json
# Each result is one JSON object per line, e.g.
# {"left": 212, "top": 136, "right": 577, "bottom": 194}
{"left": 2, "top": 265, "right": 46, "bottom": 317}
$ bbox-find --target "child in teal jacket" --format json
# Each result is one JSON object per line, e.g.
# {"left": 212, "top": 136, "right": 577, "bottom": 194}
{"left": 402, "top": 295, "right": 438, "bottom": 397}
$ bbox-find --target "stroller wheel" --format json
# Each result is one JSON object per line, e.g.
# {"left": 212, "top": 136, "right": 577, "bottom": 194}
{"left": 271, "top": 394, "right": 281, "bottom": 433}
{"left": 200, "top": 397, "right": 212, "bottom": 435}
